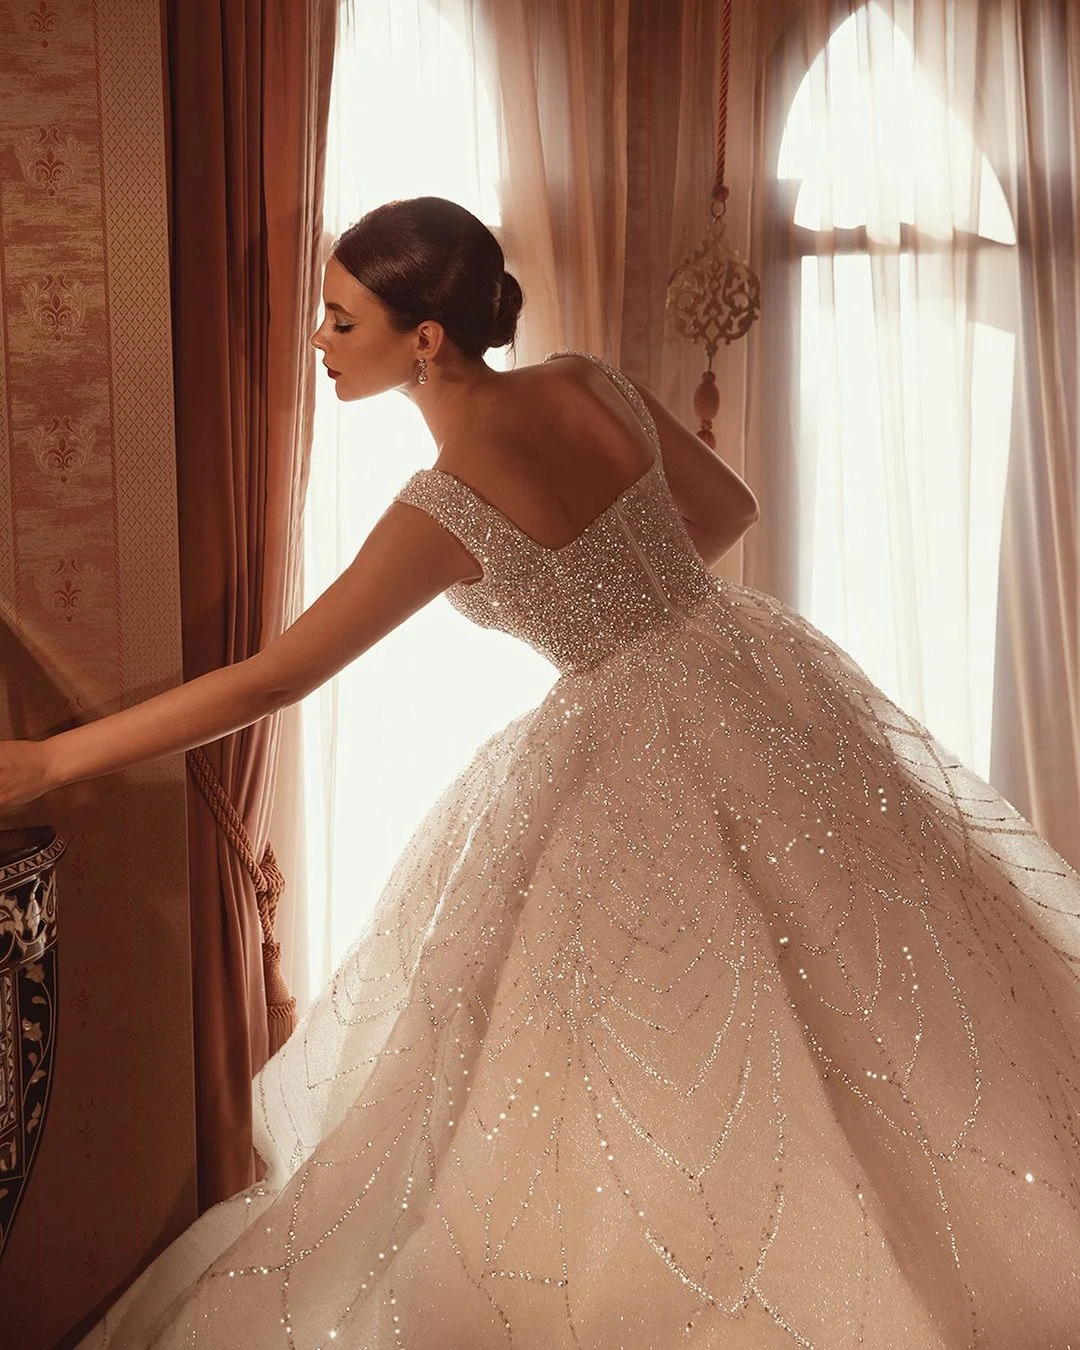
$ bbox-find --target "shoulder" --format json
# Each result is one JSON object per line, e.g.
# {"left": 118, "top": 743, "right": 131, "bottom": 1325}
{"left": 540, "top": 351, "right": 603, "bottom": 384}
{"left": 517, "top": 351, "right": 597, "bottom": 388}
{"left": 541, "top": 350, "right": 594, "bottom": 370}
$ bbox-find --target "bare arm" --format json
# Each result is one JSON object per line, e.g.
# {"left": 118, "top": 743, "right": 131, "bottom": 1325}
{"left": 0, "top": 497, "right": 481, "bottom": 809}
{"left": 627, "top": 376, "right": 760, "bottom": 566}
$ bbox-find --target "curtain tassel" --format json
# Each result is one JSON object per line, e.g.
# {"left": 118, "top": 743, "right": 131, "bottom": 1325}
{"left": 186, "top": 746, "right": 298, "bottom": 1056}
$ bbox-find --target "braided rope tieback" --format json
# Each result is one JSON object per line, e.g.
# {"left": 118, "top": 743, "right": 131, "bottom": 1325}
{"left": 186, "top": 746, "right": 298, "bottom": 1053}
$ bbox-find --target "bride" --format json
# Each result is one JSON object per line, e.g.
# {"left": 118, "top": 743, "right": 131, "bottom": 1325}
{"left": 2, "top": 196, "right": 1078, "bottom": 1348}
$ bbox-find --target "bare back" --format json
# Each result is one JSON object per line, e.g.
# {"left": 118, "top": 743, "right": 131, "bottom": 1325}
{"left": 432, "top": 353, "right": 759, "bottom": 576}
{"left": 431, "top": 354, "right": 657, "bottom": 557}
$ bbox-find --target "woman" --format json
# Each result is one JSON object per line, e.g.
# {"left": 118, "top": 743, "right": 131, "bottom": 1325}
{"left": 3, "top": 197, "right": 1078, "bottom": 1348}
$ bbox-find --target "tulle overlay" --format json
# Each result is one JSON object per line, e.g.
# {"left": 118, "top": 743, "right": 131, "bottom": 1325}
{"left": 79, "top": 355, "right": 1080, "bottom": 1349}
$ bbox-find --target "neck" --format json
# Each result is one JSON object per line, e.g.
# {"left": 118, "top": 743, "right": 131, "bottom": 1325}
{"left": 407, "top": 357, "right": 504, "bottom": 455}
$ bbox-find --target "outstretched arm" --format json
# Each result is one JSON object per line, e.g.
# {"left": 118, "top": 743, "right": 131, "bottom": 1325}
{"left": 0, "top": 496, "right": 481, "bottom": 810}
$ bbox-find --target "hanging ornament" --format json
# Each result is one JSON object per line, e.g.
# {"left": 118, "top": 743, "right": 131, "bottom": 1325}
{"left": 665, "top": 0, "right": 761, "bottom": 447}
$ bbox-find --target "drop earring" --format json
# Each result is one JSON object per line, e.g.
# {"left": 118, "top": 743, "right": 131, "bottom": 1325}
{"left": 416, "top": 358, "right": 428, "bottom": 385}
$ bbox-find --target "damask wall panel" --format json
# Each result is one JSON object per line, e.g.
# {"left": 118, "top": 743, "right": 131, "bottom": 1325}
{"left": 0, "top": 2, "right": 195, "bottom": 1346}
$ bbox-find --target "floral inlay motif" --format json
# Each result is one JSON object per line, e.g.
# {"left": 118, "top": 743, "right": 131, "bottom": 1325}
{"left": 0, "top": 877, "right": 53, "bottom": 965}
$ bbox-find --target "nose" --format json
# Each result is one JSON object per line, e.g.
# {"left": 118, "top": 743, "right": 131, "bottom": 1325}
{"left": 309, "top": 329, "right": 325, "bottom": 351}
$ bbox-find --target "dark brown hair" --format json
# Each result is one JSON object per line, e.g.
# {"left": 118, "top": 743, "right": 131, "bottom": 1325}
{"left": 333, "top": 196, "right": 523, "bottom": 359}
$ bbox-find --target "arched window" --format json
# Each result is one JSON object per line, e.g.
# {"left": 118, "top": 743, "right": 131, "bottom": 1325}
{"left": 775, "top": 1, "right": 1018, "bottom": 777}
{"left": 297, "top": 1, "right": 553, "bottom": 999}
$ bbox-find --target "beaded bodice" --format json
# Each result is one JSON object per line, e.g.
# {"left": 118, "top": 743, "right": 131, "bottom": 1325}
{"left": 392, "top": 351, "right": 717, "bottom": 675}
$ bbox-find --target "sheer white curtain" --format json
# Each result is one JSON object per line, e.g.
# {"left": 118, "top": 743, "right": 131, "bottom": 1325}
{"left": 738, "top": 0, "right": 1078, "bottom": 865}
{"left": 775, "top": 0, "right": 1018, "bottom": 778}
{"left": 287, "top": 0, "right": 554, "bottom": 1008}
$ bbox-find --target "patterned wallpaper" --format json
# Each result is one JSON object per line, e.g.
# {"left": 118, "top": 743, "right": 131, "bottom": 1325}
{"left": 0, "top": 1, "right": 195, "bottom": 1345}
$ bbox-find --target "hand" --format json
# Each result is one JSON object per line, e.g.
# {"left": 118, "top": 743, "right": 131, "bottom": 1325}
{"left": 0, "top": 740, "right": 55, "bottom": 812}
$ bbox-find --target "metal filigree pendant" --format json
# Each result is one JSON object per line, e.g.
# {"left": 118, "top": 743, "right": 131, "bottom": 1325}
{"left": 666, "top": 212, "right": 762, "bottom": 365}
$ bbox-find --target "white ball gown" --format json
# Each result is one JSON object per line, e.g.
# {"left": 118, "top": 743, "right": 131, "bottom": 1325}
{"left": 77, "top": 352, "right": 1080, "bottom": 1348}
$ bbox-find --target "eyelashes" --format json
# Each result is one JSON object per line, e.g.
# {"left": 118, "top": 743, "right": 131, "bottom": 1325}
{"left": 332, "top": 322, "right": 354, "bottom": 333}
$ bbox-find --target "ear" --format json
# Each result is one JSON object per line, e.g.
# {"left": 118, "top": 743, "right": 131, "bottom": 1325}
{"left": 414, "top": 321, "right": 446, "bottom": 361}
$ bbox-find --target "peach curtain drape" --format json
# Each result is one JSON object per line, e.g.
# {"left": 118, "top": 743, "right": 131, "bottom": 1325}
{"left": 987, "top": 2, "right": 1080, "bottom": 868}
{"left": 164, "top": 0, "right": 337, "bottom": 1209}
{"left": 473, "top": 0, "right": 631, "bottom": 365}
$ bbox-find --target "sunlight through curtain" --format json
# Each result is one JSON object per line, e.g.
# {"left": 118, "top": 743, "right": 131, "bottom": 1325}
{"left": 776, "top": 1, "right": 1018, "bottom": 778}
{"left": 291, "top": 0, "right": 554, "bottom": 1005}
{"left": 742, "top": 0, "right": 1079, "bottom": 866}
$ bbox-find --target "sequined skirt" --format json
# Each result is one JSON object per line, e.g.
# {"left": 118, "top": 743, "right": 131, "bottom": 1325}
{"left": 79, "top": 581, "right": 1080, "bottom": 1348}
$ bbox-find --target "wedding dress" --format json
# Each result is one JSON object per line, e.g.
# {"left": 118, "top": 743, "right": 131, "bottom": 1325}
{"left": 78, "top": 351, "right": 1080, "bottom": 1349}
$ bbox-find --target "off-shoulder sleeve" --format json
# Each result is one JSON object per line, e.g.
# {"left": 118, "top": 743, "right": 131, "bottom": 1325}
{"left": 392, "top": 469, "right": 501, "bottom": 584}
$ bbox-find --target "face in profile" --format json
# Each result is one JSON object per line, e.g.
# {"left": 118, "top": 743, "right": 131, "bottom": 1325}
{"left": 309, "top": 256, "right": 420, "bottom": 401}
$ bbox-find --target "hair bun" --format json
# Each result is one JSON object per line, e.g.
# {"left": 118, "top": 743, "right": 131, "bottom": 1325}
{"left": 333, "top": 198, "right": 525, "bottom": 359}
{"left": 489, "top": 270, "right": 523, "bottom": 349}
